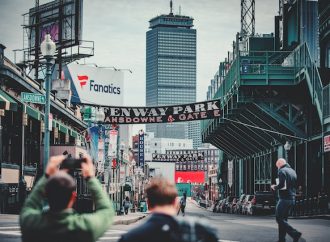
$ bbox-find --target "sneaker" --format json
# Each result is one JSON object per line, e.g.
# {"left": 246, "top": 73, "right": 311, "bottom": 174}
{"left": 293, "top": 232, "right": 302, "bottom": 242}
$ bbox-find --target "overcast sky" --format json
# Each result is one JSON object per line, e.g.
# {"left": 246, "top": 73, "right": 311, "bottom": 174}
{"left": 0, "top": 0, "right": 278, "bottom": 133}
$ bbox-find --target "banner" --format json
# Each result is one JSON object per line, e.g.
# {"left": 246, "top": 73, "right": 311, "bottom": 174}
{"left": 152, "top": 152, "right": 206, "bottom": 171}
{"left": 108, "top": 128, "right": 118, "bottom": 158}
{"left": 67, "top": 63, "right": 124, "bottom": 106}
{"left": 101, "top": 100, "right": 221, "bottom": 124}
{"left": 152, "top": 152, "right": 204, "bottom": 162}
{"left": 138, "top": 130, "right": 145, "bottom": 167}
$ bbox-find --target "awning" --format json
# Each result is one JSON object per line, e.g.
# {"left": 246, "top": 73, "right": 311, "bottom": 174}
{"left": 0, "top": 90, "right": 18, "bottom": 111}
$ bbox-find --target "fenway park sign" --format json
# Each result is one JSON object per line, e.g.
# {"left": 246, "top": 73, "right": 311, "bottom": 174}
{"left": 102, "top": 100, "right": 221, "bottom": 124}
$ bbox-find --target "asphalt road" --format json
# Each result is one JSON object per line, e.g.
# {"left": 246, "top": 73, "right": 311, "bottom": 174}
{"left": 0, "top": 201, "right": 329, "bottom": 242}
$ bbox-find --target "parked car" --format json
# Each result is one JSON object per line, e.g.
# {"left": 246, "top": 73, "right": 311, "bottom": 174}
{"left": 245, "top": 195, "right": 256, "bottom": 215}
{"left": 234, "top": 194, "right": 246, "bottom": 214}
{"left": 252, "top": 191, "right": 276, "bottom": 215}
{"left": 228, "top": 197, "right": 238, "bottom": 213}
{"left": 217, "top": 199, "right": 227, "bottom": 213}
{"left": 223, "top": 196, "right": 235, "bottom": 213}
{"left": 212, "top": 200, "right": 220, "bottom": 212}
{"left": 242, "top": 195, "right": 254, "bottom": 215}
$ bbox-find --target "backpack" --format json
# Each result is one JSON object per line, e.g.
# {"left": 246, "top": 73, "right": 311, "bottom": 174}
{"left": 180, "top": 197, "right": 186, "bottom": 207}
{"left": 170, "top": 217, "right": 218, "bottom": 242}
{"left": 123, "top": 200, "right": 130, "bottom": 208}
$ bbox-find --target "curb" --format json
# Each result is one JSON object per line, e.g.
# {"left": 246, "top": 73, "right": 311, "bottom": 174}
{"left": 113, "top": 214, "right": 147, "bottom": 225}
{"left": 290, "top": 215, "right": 330, "bottom": 220}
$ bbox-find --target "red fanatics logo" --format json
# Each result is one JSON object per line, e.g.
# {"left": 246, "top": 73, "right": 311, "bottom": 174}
{"left": 77, "top": 75, "right": 89, "bottom": 88}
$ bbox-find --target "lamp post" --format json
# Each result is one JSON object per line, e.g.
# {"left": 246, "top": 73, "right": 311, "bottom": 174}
{"left": 40, "top": 34, "right": 56, "bottom": 172}
{"left": 284, "top": 141, "right": 292, "bottom": 164}
{"left": 119, "top": 142, "right": 125, "bottom": 215}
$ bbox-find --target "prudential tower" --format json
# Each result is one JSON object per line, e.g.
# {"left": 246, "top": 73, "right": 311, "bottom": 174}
{"left": 146, "top": 0, "right": 197, "bottom": 141}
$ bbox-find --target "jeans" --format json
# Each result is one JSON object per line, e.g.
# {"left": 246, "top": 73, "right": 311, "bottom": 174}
{"left": 177, "top": 205, "right": 185, "bottom": 216}
{"left": 276, "top": 199, "right": 299, "bottom": 242}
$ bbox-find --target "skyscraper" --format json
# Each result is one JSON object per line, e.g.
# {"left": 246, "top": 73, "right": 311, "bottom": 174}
{"left": 146, "top": 1, "right": 197, "bottom": 140}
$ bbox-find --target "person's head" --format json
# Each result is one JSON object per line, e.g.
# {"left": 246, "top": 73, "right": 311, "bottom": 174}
{"left": 45, "top": 171, "right": 76, "bottom": 211}
{"left": 145, "top": 177, "right": 178, "bottom": 213}
{"left": 183, "top": 192, "right": 187, "bottom": 198}
{"left": 125, "top": 196, "right": 129, "bottom": 201}
{"left": 276, "top": 158, "right": 287, "bottom": 169}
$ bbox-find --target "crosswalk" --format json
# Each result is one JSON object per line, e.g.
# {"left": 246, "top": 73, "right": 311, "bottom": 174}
{"left": 0, "top": 226, "right": 239, "bottom": 242}
{"left": 98, "top": 229, "right": 126, "bottom": 241}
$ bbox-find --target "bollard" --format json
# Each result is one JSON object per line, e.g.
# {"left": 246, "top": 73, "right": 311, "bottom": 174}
{"left": 302, "top": 199, "right": 307, "bottom": 216}
{"left": 296, "top": 200, "right": 301, "bottom": 217}
{"left": 312, "top": 197, "right": 318, "bottom": 215}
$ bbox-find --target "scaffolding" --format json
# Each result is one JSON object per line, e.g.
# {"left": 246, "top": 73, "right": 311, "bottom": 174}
{"left": 18, "top": 0, "right": 94, "bottom": 82}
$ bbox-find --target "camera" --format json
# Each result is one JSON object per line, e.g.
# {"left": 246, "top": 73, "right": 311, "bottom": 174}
{"left": 61, "top": 157, "right": 86, "bottom": 170}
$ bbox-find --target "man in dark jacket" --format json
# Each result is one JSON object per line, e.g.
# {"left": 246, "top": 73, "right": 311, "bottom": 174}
{"left": 20, "top": 155, "right": 114, "bottom": 242}
{"left": 271, "top": 158, "right": 302, "bottom": 242}
{"left": 119, "top": 177, "right": 218, "bottom": 242}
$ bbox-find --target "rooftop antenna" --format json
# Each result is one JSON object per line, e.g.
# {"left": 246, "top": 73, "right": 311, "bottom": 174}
{"left": 179, "top": 5, "right": 182, "bottom": 15}
{"left": 170, "top": 0, "right": 173, "bottom": 15}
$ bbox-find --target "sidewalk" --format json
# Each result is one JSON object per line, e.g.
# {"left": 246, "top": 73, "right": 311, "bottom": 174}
{"left": 189, "top": 199, "right": 213, "bottom": 211}
{"left": 0, "top": 212, "right": 148, "bottom": 226}
{"left": 113, "top": 212, "right": 148, "bottom": 225}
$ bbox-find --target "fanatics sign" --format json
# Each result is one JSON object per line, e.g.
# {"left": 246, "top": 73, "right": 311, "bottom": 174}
{"left": 102, "top": 100, "right": 221, "bottom": 124}
{"left": 67, "top": 63, "right": 124, "bottom": 106}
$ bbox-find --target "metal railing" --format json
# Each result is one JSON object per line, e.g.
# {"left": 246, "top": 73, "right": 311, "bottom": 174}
{"left": 293, "top": 195, "right": 329, "bottom": 217}
{"left": 202, "top": 43, "right": 325, "bottom": 136}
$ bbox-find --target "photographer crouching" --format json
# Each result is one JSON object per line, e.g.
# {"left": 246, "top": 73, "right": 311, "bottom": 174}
{"left": 20, "top": 155, "right": 114, "bottom": 242}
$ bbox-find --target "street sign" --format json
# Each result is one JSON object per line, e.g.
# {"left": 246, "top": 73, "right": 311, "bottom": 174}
{"left": 324, "top": 135, "right": 330, "bottom": 153}
{"left": 21, "top": 92, "right": 46, "bottom": 104}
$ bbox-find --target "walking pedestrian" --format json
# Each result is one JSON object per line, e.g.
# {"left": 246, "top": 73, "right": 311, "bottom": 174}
{"left": 20, "top": 155, "right": 114, "bottom": 242}
{"left": 271, "top": 158, "right": 302, "bottom": 242}
{"left": 177, "top": 192, "right": 187, "bottom": 216}
{"left": 119, "top": 177, "right": 218, "bottom": 242}
{"left": 123, "top": 196, "right": 131, "bottom": 215}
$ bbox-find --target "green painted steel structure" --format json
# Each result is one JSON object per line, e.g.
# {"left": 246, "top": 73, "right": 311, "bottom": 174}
{"left": 202, "top": 43, "right": 328, "bottom": 197}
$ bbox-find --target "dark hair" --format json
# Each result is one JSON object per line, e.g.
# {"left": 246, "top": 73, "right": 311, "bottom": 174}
{"left": 45, "top": 172, "right": 76, "bottom": 211}
{"left": 125, "top": 196, "right": 129, "bottom": 201}
{"left": 145, "top": 177, "right": 177, "bottom": 208}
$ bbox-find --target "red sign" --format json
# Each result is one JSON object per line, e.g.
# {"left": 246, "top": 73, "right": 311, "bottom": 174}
{"left": 175, "top": 171, "right": 205, "bottom": 184}
{"left": 324, "top": 135, "right": 330, "bottom": 153}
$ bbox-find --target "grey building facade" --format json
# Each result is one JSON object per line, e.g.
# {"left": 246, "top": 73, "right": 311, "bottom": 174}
{"left": 146, "top": 10, "right": 197, "bottom": 140}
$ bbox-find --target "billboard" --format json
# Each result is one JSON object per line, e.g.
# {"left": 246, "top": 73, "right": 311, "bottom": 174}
{"left": 175, "top": 171, "right": 205, "bottom": 184}
{"left": 28, "top": 0, "right": 83, "bottom": 52}
{"left": 102, "top": 100, "right": 221, "bottom": 124}
{"left": 66, "top": 63, "right": 124, "bottom": 106}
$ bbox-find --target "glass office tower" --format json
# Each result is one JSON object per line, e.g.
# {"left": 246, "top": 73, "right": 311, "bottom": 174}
{"left": 146, "top": 11, "right": 196, "bottom": 139}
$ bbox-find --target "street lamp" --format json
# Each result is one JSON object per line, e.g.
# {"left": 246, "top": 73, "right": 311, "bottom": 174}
{"left": 40, "top": 34, "right": 56, "bottom": 172}
{"left": 119, "top": 142, "right": 125, "bottom": 215}
{"left": 284, "top": 141, "right": 292, "bottom": 163}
